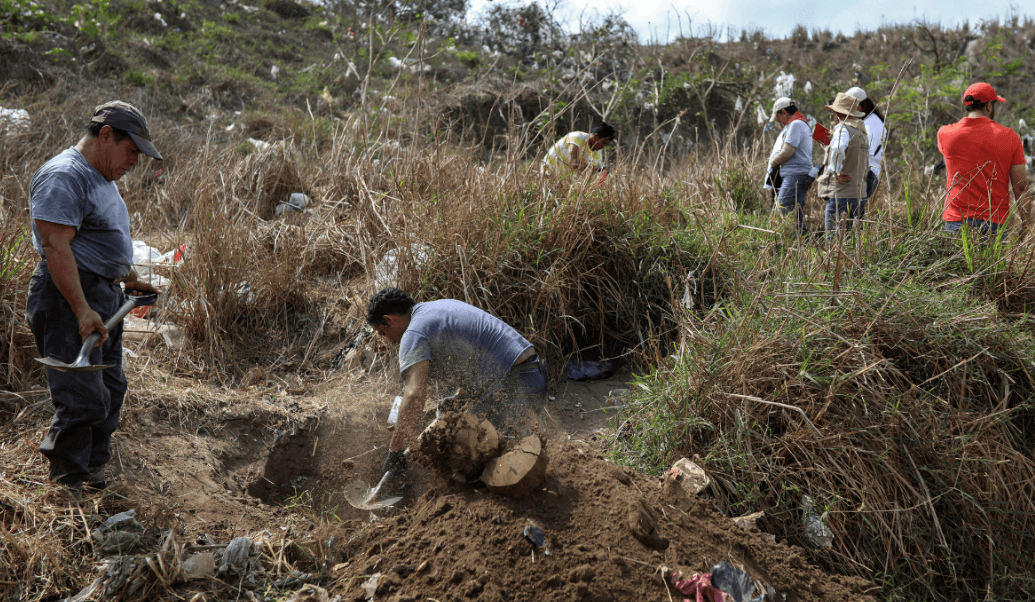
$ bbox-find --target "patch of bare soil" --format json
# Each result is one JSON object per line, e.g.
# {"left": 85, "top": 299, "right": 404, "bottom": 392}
{"left": 62, "top": 364, "right": 875, "bottom": 602}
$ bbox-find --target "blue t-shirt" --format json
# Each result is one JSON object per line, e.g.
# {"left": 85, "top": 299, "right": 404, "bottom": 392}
{"left": 29, "top": 148, "right": 134, "bottom": 280}
{"left": 774, "top": 119, "right": 814, "bottom": 177}
{"left": 399, "top": 300, "right": 533, "bottom": 398}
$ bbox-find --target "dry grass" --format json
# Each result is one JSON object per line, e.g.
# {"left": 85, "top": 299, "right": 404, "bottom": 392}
{"left": 2, "top": 38, "right": 1035, "bottom": 601}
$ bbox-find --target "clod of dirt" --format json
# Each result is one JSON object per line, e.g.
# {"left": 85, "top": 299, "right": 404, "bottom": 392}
{"left": 414, "top": 412, "right": 503, "bottom": 482}
{"left": 479, "top": 435, "right": 548, "bottom": 498}
{"left": 627, "top": 498, "right": 669, "bottom": 551}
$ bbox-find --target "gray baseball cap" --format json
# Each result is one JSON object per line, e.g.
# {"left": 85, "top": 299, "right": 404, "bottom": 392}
{"left": 91, "top": 101, "right": 163, "bottom": 160}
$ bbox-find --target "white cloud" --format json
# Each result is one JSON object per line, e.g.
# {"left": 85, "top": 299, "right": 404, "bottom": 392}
{"left": 468, "top": 0, "right": 1028, "bottom": 43}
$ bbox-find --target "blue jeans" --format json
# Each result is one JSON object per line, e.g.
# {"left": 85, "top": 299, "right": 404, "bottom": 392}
{"left": 824, "top": 197, "right": 863, "bottom": 240}
{"left": 26, "top": 263, "right": 128, "bottom": 485}
{"left": 775, "top": 173, "right": 815, "bottom": 231}
{"left": 945, "top": 219, "right": 1003, "bottom": 242}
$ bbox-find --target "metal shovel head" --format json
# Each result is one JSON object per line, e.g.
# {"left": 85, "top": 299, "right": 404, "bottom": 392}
{"left": 35, "top": 356, "right": 112, "bottom": 373}
{"left": 343, "top": 472, "right": 403, "bottom": 510}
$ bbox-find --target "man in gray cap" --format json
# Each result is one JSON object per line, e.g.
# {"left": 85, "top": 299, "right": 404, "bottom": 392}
{"left": 26, "top": 101, "right": 163, "bottom": 500}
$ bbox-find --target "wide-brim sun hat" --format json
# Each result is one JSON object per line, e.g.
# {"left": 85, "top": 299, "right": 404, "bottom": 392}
{"left": 824, "top": 92, "right": 865, "bottom": 118}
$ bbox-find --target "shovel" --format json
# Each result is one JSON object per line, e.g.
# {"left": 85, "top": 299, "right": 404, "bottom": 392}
{"left": 36, "top": 293, "right": 159, "bottom": 373}
{"left": 343, "top": 470, "right": 403, "bottom": 510}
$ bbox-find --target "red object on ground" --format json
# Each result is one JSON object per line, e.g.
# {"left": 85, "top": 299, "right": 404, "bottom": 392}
{"left": 671, "top": 571, "right": 730, "bottom": 602}
{"left": 599, "top": 170, "right": 609, "bottom": 186}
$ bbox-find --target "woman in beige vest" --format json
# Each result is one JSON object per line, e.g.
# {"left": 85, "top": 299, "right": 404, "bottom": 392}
{"left": 817, "top": 92, "right": 869, "bottom": 241}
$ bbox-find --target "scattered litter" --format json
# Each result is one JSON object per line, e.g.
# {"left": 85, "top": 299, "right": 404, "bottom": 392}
{"left": 248, "top": 137, "right": 271, "bottom": 151}
{"left": 774, "top": 71, "right": 795, "bottom": 99}
{"left": 91, "top": 509, "right": 146, "bottom": 555}
{"left": 154, "top": 12, "right": 166, "bottom": 26}
{"left": 666, "top": 457, "right": 711, "bottom": 496}
{"left": 217, "top": 536, "right": 257, "bottom": 577}
{"left": 1, "top": 106, "right": 31, "bottom": 137}
{"left": 271, "top": 65, "right": 280, "bottom": 79}
{"left": 388, "top": 395, "right": 402, "bottom": 425}
{"left": 522, "top": 519, "right": 550, "bottom": 556}
{"left": 710, "top": 561, "right": 770, "bottom": 602}
{"left": 670, "top": 570, "right": 728, "bottom": 602}
{"left": 159, "top": 324, "right": 185, "bottom": 349}
{"left": 802, "top": 494, "right": 834, "bottom": 547}
{"left": 285, "top": 583, "right": 337, "bottom": 602}
{"left": 374, "top": 244, "right": 433, "bottom": 289}
{"left": 607, "top": 388, "right": 630, "bottom": 407}
{"left": 564, "top": 359, "right": 615, "bottom": 381}
{"left": 731, "top": 510, "right": 764, "bottom": 531}
{"left": 181, "top": 552, "right": 216, "bottom": 580}
{"left": 274, "top": 192, "right": 311, "bottom": 217}
{"left": 274, "top": 570, "right": 313, "bottom": 589}
{"left": 361, "top": 572, "right": 381, "bottom": 599}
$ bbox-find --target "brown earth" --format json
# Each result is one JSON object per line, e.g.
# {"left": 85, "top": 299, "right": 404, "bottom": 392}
{"left": 39, "top": 358, "right": 878, "bottom": 602}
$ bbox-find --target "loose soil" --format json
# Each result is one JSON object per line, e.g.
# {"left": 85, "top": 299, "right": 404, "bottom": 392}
{"left": 63, "top": 361, "right": 878, "bottom": 601}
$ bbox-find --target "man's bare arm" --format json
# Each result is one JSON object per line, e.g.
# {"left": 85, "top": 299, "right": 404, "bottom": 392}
{"left": 35, "top": 219, "right": 108, "bottom": 346}
{"left": 390, "top": 360, "right": 429, "bottom": 452}
{"left": 771, "top": 143, "right": 796, "bottom": 166}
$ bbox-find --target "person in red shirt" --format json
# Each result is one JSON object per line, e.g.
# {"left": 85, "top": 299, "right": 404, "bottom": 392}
{"left": 937, "top": 82, "right": 1028, "bottom": 239}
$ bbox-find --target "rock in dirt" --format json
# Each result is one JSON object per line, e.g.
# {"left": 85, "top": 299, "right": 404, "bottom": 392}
{"left": 415, "top": 412, "right": 503, "bottom": 482}
{"left": 668, "top": 457, "right": 710, "bottom": 496}
{"left": 479, "top": 435, "right": 548, "bottom": 498}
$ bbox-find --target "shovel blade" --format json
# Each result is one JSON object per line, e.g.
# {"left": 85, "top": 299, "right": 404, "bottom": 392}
{"left": 342, "top": 479, "right": 402, "bottom": 510}
{"left": 35, "top": 357, "right": 112, "bottom": 373}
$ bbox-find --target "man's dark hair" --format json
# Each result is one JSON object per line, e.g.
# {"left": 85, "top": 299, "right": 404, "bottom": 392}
{"left": 86, "top": 121, "right": 132, "bottom": 142}
{"left": 591, "top": 122, "right": 616, "bottom": 141}
{"left": 964, "top": 96, "right": 988, "bottom": 113}
{"left": 783, "top": 104, "right": 799, "bottom": 116}
{"left": 367, "top": 287, "right": 416, "bottom": 325}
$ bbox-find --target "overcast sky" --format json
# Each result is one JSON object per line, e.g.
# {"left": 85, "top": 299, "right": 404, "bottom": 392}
{"left": 467, "top": 0, "right": 1033, "bottom": 43}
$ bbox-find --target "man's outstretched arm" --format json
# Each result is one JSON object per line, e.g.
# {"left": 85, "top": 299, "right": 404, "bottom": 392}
{"left": 390, "top": 360, "right": 429, "bottom": 453}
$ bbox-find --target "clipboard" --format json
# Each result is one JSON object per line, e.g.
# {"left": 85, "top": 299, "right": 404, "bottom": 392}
{"left": 813, "top": 123, "right": 832, "bottom": 145}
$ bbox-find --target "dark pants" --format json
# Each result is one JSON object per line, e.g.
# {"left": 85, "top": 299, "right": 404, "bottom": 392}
{"left": 775, "top": 173, "right": 815, "bottom": 231}
{"left": 864, "top": 169, "right": 879, "bottom": 203}
{"left": 26, "top": 262, "right": 127, "bottom": 485}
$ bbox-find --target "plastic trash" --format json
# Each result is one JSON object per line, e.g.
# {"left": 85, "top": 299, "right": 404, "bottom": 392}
{"left": 564, "top": 359, "right": 616, "bottom": 381}
{"left": 388, "top": 395, "right": 402, "bottom": 425}
{"left": 0, "top": 106, "right": 31, "bottom": 137}
{"left": 802, "top": 495, "right": 834, "bottom": 547}
{"left": 181, "top": 552, "right": 216, "bottom": 580}
{"left": 361, "top": 572, "right": 381, "bottom": 599}
{"left": 522, "top": 519, "right": 550, "bottom": 556}
{"left": 274, "top": 192, "right": 311, "bottom": 217}
{"left": 709, "top": 561, "right": 764, "bottom": 602}
{"left": 218, "top": 536, "right": 255, "bottom": 577}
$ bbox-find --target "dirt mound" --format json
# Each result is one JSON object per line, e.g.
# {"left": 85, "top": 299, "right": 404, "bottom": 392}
{"left": 328, "top": 440, "right": 876, "bottom": 602}
{"left": 415, "top": 412, "right": 505, "bottom": 483}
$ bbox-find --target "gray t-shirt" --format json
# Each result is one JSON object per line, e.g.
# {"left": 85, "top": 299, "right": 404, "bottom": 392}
{"left": 399, "top": 299, "right": 533, "bottom": 399}
{"left": 775, "top": 119, "right": 814, "bottom": 177}
{"left": 30, "top": 148, "right": 133, "bottom": 280}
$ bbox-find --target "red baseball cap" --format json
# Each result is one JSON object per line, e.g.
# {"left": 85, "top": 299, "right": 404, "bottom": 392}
{"left": 963, "top": 82, "right": 1005, "bottom": 107}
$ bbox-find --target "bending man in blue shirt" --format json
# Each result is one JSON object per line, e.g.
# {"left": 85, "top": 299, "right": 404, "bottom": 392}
{"left": 366, "top": 288, "right": 548, "bottom": 493}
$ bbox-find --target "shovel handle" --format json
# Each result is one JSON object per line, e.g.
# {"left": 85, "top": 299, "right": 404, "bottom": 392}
{"left": 82, "top": 293, "right": 160, "bottom": 349}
